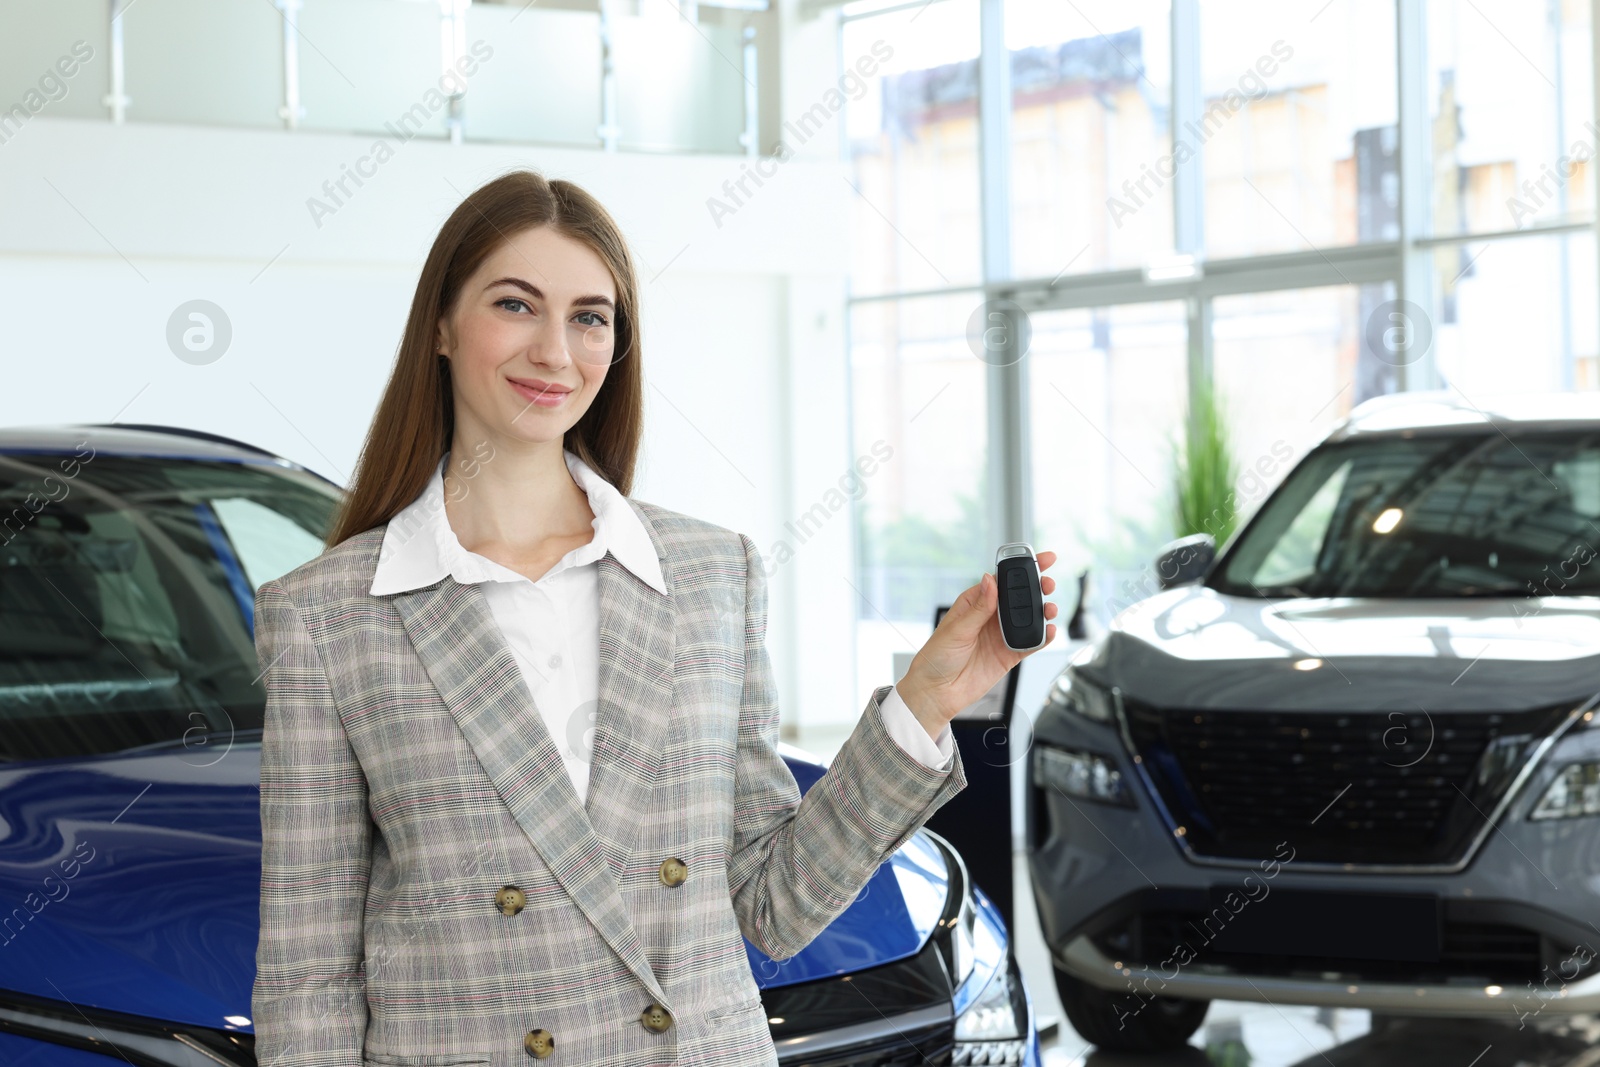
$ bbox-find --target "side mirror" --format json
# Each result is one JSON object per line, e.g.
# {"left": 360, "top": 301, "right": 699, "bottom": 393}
{"left": 1155, "top": 533, "right": 1215, "bottom": 590}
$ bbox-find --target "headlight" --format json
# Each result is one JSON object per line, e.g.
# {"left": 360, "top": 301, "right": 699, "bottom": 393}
{"left": 940, "top": 859, "right": 1003, "bottom": 995}
{"left": 928, "top": 834, "right": 1029, "bottom": 1064}
{"left": 1531, "top": 762, "right": 1600, "bottom": 820}
{"left": 953, "top": 952, "right": 1029, "bottom": 1065}
{"left": 1032, "top": 743, "right": 1134, "bottom": 807}
{"left": 940, "top": 859, "right": 1028, "bottom": 1064}
{"left": 1047, "top": 668, "right": 1118, "bottom": 723}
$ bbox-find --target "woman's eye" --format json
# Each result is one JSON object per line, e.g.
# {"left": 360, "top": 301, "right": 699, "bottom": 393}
{"left": 575, "top": 311, "right": 609, "bottom": 328}
{"left": 496, "top": 297, "right": 532, "bottom": 314}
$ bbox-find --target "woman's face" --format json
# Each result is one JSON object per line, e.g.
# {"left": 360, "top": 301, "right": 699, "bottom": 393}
{"left": 436, "top": 224, "right": 617, "bottom": 448}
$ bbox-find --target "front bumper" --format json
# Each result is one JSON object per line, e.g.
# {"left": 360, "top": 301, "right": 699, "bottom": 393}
{"left": 1056, "top": 931, "right": 1600, "bottom": 1014}
{"left": 1025, "top": 704, "right": 1600, "bottom": 1018}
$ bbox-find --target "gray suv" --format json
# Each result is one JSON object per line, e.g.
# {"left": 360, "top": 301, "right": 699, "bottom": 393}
{"left": 1026, "top": 390, "right": 1600, "bottom": 1052}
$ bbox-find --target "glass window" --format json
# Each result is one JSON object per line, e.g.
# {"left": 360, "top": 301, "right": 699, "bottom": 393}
{"left": 1211, "top": 285, "right": 1370, "bottom": 526}
{"left": 849, "top": 292, "right": 989, "bottom": 700}
{"left": 1199, "top": 0, "right": 1398, "bottom": 257}
{"left": 1006, "top": 0, "right": 1174, "bottom": 280}
{"left": 612, "top": 12, "right": 746, "bottom": 153}
{"left": 464, "top": 5, "right": 602, "bottom": 147}
{"left": 0, "top": 0, "right": 112, "bottom": 124}
{"left": 122, "top": 0, "right": 285, "bottom": 129}
{"left": 297, "top": 0, "right": 445, "bottom": 139}
{"left": 844, "top": 0, "right": 983, "bottom": 296}
{"left": 0, "top": 452, "right": 339, "bottom": 762}
{"left": 1428, "top": 0, "right": 1595, "bottom": 236}
{"left": 1026, "top": 301, "right": 1188, "bottom": 628}
{"left": 1214, "top": 429, "right": 1600, "bottom": 597}
{"left": 211, "top": 497, "right": 331, "bottom": 592}
{"left": 1252, "top": 456, "right": 1350, "bottom": 587}
{"left": 1434, "top": 228, "right": 1599, "bottom": 393}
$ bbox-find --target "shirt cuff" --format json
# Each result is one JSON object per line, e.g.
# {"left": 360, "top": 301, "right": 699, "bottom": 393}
{"left": 880, "top": 684, "right": 954, "bottom": 771}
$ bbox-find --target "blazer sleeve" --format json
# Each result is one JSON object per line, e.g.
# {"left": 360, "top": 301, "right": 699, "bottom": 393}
{"left": 252, "top": 578, "right": 373, "bottom": 1066}
{"left": 725, "top": 534, "right": 968, "bottom": 962}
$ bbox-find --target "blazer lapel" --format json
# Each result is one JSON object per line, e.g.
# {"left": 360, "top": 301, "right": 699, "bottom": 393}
{"left": 388, "top": 503, "right": 674, "bottom": 1004}
{"left": 585, "top": 505, "right": 675, "bottom": 886}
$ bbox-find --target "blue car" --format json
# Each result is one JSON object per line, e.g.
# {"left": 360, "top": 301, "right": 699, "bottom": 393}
{"left": 0, "top": 423, "right": 1040, "bottom": 1067}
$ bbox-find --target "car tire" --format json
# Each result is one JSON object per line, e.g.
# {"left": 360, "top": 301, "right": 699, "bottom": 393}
{"left": 1052, "top": 965, "right": 1209, "bottom": 1053}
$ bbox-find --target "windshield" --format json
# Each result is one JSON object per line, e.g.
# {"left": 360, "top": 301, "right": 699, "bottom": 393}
{"left": 0, "top": 448, "right": 340, "bottom": 762}
{"left": 1211, "top": 429, "right": 1600, "bottom": 599}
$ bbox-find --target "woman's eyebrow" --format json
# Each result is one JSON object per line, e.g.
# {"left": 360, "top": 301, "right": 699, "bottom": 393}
{"left": 486, "top": 276, "right": 615, "bottom": 311}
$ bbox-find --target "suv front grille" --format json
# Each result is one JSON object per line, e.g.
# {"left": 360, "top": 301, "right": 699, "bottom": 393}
{"left": 1123, "top": 700, "right": 1573, "bottom": 865}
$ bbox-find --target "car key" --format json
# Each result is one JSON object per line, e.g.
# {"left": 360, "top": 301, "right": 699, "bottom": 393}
{"left": 995, "top": 542, "right": 1046, "bottom": 651}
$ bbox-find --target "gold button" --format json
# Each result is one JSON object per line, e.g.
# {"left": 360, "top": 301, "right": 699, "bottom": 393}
{"left": 496, "top": 885, "right": 527, "bottom": 916}
{"left": 658, "top": 857, "right": 687, "bottom": 888}
{"left": 640, "top": 1003, "right": 673, "bottom": 1033}
{"left": 524, "top": 1028, "right": 554, "bottom": 1058}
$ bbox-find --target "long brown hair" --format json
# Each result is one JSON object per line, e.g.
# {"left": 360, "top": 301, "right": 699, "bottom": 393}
{"left": 324, "top": 169, "right": 643, "bottom": 550}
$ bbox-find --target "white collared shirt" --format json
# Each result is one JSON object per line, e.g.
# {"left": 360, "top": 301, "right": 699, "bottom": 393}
{"left": 369, "top": 449, "right": 952, "bottom": 803}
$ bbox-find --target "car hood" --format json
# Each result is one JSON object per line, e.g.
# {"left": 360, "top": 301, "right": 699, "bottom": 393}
{"left": 0, "top": 745, "right": 949, "bottom": 1030}
{"left": 1084, "top": 585, "right": 1600, "bottom": 712}
{"left": 749, "top": 749, "right": 950, "bottom": 988}
{"left": 0, "top": 745, "right": 262, "bottom": 1034}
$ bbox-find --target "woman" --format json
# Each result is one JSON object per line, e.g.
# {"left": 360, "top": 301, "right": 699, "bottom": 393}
{"left": 251, "top": 169, "right": 1058, "bottom": 1067}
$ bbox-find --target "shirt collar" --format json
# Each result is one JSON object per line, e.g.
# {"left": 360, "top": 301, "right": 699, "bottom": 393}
{"left": 369, "top": 448, "right": 667, "bottom": 597}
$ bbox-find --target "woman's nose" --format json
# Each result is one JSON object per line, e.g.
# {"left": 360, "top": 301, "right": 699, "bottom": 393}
{"left": 526, "top": 316, "right": 575, "bottom": 369}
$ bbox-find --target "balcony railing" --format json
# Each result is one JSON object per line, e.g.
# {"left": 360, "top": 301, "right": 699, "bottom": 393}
{"left": 0, "top": 0, "right": 764, "bottom": 155}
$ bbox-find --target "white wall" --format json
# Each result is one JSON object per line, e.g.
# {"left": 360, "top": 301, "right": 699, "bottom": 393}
{"left": 0, "top": 13, "right": 873, "bottom": 735}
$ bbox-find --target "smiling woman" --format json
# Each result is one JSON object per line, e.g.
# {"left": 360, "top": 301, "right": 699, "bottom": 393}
{"left": 437, "top": 232, "right": 620, "bottom": 455}
{"left": 325, "top": 170, "right": 645, "bottom": 550}
{"left": 251, "top": 167, "right": 1055, "bottom": 1067}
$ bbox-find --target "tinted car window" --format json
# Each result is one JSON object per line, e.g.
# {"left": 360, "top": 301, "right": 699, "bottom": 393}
{"left": 1213, "top": 429, "right": 1600, "bottom": 598}
{"left": 0, "top": 448, "right": 339, "bottom": 762}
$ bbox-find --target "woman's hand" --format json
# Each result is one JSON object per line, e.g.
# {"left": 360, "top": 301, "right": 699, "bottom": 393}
{"left": 896, "top": 551, "right": 1059, "bottom": 739}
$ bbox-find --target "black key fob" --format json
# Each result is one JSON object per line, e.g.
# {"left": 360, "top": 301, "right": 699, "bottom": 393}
{"left": 995, "top": 543, "right": 1045, "bottom": 651}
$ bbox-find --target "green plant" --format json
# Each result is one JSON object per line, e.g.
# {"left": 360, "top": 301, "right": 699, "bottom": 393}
{"left": 1173, "top": 380, "right": 1241, "bottom": 546}
{"left": 1204, "top": 1037, "right": 1252, "bottom": 1066}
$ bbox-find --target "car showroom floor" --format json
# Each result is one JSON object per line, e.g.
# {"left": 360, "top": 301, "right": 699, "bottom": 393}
{"left": 1004, "top": 852, "right": 1600, "bottom": 1066}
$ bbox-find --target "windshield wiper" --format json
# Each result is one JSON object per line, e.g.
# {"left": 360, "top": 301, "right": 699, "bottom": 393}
{"left": 1439, "top": 583, "right": 1535, "bottom": 597}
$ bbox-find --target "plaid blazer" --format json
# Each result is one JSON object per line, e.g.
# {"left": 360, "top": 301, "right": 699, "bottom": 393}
{"left": 252, "top": 496, "right": 968, "bottom": 1067}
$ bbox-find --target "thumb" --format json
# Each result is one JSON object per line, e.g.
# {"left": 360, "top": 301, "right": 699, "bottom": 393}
{"left": 950, "top": 572, "right": 994, "bottom": 626}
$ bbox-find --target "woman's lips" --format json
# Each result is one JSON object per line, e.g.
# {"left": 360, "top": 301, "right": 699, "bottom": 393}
{"left": 508, "top": 379, "right": 570, "bottom": 407}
